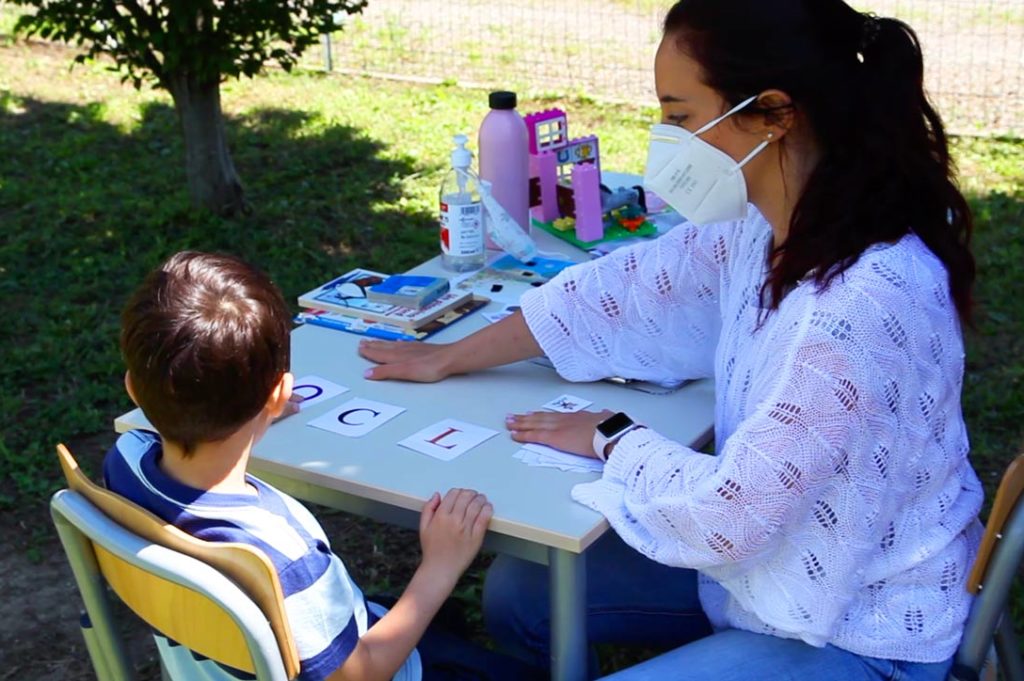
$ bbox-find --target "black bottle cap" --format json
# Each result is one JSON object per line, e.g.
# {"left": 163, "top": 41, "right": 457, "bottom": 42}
{"left": 488, "top": 91, "right": 517, "bottom": 110}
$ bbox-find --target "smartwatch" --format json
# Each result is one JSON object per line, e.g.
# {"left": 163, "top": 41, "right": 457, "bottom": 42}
{"left": 592, "top": 412, "right": 640, "bottom": 462}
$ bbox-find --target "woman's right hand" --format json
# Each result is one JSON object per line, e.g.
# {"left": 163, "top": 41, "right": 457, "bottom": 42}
{"left": 359, "top": 339, "right": 456, "bottom": 382}
{"left": 418, "top": 489, "right": 493, "bottom": 583}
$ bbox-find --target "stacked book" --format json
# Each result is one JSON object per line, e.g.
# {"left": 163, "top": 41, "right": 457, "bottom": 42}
{"left": 296, "top": 269, "right": 488, "bottom": 341}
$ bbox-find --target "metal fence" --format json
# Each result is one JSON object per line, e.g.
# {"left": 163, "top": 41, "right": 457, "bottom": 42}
{"left": 323, "top": 0, "right": 1024, "bottom": 136}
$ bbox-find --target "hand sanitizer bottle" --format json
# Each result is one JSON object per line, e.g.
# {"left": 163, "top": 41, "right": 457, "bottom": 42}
{"left": 439, "top": 134, "right": 485, "bottom": 272}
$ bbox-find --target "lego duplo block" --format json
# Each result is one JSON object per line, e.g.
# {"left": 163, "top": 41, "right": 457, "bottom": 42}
{"left": 572, "top": 163, "right": 604, "bottom": 242}
{"left": 530, "top": 151, "right": 561, "bottom": 222}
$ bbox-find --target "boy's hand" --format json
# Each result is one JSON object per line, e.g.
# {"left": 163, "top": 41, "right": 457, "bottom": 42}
{"left": 418, "top": 488, "right": 493, "bottom": 583}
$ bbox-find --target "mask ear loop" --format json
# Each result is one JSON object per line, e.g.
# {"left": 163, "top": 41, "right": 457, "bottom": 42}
{"left": 693, "top": 95, "right": 759, "bottom": 137}
{"left": 732, "top": 137, "right": 771, "bottom": 173}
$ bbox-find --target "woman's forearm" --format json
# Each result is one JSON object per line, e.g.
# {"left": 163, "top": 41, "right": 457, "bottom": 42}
{"left": 442, "top": 310, "right": 544, "bottom": 375}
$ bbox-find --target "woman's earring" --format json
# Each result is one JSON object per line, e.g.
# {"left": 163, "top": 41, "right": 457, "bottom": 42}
{"left": 766, "top": 132, "right": 775, "bottom": 141}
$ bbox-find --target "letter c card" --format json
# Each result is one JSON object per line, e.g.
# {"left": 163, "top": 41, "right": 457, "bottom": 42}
{"left": 307, "top": 397, "right": 405, "bottom": 437}
{"left": 398, "top": 419, "right": 498, "bottom": 461}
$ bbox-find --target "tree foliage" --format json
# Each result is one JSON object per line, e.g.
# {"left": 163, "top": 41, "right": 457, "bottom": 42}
{"left": 13, "top": 0, "right": 368, "bottom": 214}
{"left": 14, "top": 0, "right": 368, "bottom": 89}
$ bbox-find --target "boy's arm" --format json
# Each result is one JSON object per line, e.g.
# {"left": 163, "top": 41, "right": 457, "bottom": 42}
{"left": 328, "top": 489, "right": 492, "bottom": 681}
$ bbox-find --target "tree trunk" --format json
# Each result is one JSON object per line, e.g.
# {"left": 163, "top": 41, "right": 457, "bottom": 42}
{"left": 167, "top": 74, "right": 246, "bottom": 216}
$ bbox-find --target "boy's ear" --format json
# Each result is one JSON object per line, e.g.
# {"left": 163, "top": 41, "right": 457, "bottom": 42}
{"left": 267, "top": 372, "right": 295, "bottom": 419}
{"left": 124, "top": 371, "right": 140, "bottom": 406}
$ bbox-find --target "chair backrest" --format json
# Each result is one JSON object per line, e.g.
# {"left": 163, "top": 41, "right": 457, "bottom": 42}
{"left": 55, "top": 443, "right": 301, "bottom": 679}
{"left": 968, "top": 453, "right": 1024, "bottom": 593}
{"left": 951, "top": 452, "right": 1024, "bottom": 681}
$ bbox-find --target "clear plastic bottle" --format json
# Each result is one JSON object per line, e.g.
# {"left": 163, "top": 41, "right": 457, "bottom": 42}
{"left": 439, "top": 134, "right": 485, "bottom": 272}
{"left": 478, "top": 91, "right": 530, "bottom": 248}
{"left": 480, "top": 179, "right": 537, "bottom": 263}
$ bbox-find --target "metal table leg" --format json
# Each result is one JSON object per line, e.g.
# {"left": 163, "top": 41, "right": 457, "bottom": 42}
{"left": 549, "top": 547, "right": 587, "bottom": 681}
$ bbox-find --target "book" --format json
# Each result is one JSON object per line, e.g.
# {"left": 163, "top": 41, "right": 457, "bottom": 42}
{"left": 366, "top": 275, "right": 450, "bottom": 308}
{"left": 297, "top": 268, "right": 473, "bottom": 332}
{"left": 295, "top": 295, "right": 490, "bottom": 341}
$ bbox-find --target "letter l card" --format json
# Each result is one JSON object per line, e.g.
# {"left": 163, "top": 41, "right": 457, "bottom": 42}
{"left": 398, "top": 419, "right": 498, "bottom": 461}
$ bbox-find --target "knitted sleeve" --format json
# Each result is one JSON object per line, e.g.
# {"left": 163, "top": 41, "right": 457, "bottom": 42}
{"left": 571, "top": 287, "right": 898, "bottom": 572}
{"left": 519, "top": 218, "right": 740, "bottom": 383}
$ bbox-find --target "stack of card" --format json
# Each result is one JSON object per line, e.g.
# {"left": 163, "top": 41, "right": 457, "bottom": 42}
{"left": 513, "top": 443, "right": 604, "bottom": 473}
{"left": 367, "top": 275, "right": 450, "bottom": 308}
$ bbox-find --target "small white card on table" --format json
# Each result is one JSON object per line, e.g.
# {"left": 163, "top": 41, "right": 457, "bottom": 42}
{"left": 307, "top": 397, "right": 405, "bottom": 437}
{"left": 541, "top": 394, "right": 593, "bottom": 413}
{"left": 398, "top": 419, "right": 499, "bottom": 461}
{"left": 291, "top": 375, "right": 349, "bottom": 410}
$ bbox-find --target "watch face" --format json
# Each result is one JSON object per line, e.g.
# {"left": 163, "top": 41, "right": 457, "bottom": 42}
{"left": 598, "top": 412, "right": 634, "bottom": 438}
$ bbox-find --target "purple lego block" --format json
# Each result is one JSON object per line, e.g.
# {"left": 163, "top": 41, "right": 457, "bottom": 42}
{"left": 524, "top": 108, "right": 568, "bottom": 155}
{"left": 531, "top": 151, "right": 561, "bottom": 222}
{"left": 572, "top": 163, "right": 604, "bottom": 242}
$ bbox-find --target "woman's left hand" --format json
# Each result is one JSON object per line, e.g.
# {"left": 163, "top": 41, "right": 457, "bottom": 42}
{"left": 505, "top": 409, "right": 614, "bottom": 458}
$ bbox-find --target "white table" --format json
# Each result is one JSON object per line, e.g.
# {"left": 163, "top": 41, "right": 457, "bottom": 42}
{"left": 115, "top": 193, "right": 716, "bottom": 681}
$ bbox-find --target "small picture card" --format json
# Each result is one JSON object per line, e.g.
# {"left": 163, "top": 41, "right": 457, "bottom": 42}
{"left": 541, "top": 394, "right": 593, "bottom": 413}
{"left": 291, "top": 375, "right": 350, "bottom": 410}
{"left": 307, "top": 397, "right": 405, "bottom": 437}
{"left": 398, "top": 419, "right": 498, "bottom": 462}
{"left": 482, "top": 304, "right": 520, "bottom": 325}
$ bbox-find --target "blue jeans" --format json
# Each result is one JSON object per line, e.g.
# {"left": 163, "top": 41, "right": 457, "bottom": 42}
{"left": 483, "top": 532, "right": 953, "bottom": 680}
{"left": 483, "top": 531, "right": 711, "bottom": 673}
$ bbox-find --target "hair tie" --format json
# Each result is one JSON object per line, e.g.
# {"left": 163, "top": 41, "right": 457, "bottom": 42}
{"left": 857, "top": 15, "right": 881, "bottom": 63}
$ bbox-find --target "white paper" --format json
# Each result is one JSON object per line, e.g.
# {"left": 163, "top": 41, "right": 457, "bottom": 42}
{"left": 398, "top": 419, "right": 498, "bottom": 461}
{"left": 291, "top": 375, "right": 350, "bottom": 410}
{"left": 514, "top": 443, "right": 605, "bottom": 473}
{"left": 307, "top": 397, "right": 405, "bottom": 437}
{"left": 541, "top": 393, "right": 593, "bottom": 413}
{"left": 482, "top": 304, "right": 521, "bottom": 324}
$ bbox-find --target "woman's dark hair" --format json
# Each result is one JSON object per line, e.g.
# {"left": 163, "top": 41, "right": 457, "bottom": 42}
{"left": 664, "top": 0, "right": 975, "bottom": 322}
{"left": 121, "top": 251, "right": 292, "bottom": 455}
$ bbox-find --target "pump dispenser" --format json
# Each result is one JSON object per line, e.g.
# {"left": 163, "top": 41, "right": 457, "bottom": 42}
{"left": 439, "top": 134, "right": 485, "bottom": 272}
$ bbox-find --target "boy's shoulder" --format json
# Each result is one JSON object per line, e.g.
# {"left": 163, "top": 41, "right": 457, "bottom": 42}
{"left": 103, "top": 429, "right": 331, "bottom": 555}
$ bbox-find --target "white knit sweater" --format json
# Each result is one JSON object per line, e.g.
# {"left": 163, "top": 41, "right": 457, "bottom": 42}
{"left": 519, "top": 209, "right": 983, "bottom": 662}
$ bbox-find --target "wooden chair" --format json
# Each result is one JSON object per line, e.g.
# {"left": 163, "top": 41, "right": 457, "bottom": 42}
{"left": 950, "top": 453, "right": 1024, "bottom": 681}
{"left": 50, "top": 444, "right": 302, "bottom": 680}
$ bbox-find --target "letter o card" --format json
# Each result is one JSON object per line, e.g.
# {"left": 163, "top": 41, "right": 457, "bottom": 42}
{"left": 307, "top": 397, "right": 405, "bottom": 437}
{"left": 291, "top": 375, "right": 349, "bottom": 410}
{"left": 398, "top": 419, "right": 498, "bottom": 461}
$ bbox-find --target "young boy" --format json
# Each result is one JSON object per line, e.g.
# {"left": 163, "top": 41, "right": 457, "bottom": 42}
{"left": 104, "top": 251, "right": 502, "bottom": 681}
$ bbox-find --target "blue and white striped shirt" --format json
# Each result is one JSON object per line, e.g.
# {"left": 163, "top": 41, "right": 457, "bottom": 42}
{"left": 104, "top": 429, "right": 419, "bottom": 681}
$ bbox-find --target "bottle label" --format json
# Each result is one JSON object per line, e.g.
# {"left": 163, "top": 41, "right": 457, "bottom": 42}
{"left": 440, "top": 200, "right": 483, "bottom": 257}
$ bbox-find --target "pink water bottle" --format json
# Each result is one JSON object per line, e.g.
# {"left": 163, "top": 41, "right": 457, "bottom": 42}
{"left": 478, "top": 91, "right": 530, "bottom": 247}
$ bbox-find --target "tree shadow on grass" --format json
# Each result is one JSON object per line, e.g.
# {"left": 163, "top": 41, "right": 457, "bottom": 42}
{"left": 0, "top": 94, "right": 442, "bottom": 680}
{"left": 0, "top": 94, "right": 436, "bottom": 504}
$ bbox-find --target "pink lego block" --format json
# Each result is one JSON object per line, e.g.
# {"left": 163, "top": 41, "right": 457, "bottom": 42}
{"left": 572, "top": 163, "right": 604, "bottom": 242}
{"left": 531, "top": 151, "right": 560, "bottom": 222}
{"left": 524, "top": 108, "right": 568, "bottom": 155}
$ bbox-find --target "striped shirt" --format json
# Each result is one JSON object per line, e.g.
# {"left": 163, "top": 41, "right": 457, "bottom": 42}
{"left": 104, "top": 429, "right": 420, "bottom": 681}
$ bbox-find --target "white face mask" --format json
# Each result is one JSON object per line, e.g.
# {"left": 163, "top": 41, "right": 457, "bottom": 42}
{"left": 644, "top": 96, "right": 769, "bottom": 226}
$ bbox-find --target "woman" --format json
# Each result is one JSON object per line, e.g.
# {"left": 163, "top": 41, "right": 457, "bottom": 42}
{"left": 360, "top": 0, "right": 983, "bottom": 678}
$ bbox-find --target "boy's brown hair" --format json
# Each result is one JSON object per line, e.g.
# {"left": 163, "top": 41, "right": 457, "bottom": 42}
{"left": 121, "top": 251, "right": 291, "bottom": 455}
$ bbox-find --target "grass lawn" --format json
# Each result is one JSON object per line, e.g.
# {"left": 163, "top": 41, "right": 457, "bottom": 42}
{"left": 1, "top": 33, "right": 1022, "bottom": 679}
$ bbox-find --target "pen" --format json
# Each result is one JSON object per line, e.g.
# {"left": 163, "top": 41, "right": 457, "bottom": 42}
{"left": 297, "top": 312, "right": 416, "bottom": 342}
